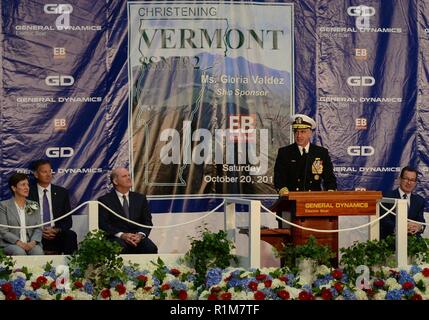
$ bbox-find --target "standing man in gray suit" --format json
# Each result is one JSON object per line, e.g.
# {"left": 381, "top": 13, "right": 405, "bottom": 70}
{"left": 0, "top": 173, "right": 43, "bottom": 255}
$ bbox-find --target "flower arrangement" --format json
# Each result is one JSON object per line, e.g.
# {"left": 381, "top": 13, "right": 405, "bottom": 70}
{"left": 24, "top": 201, "right": 39, "bottom": 215}
{"left": 1, "top": 260, "right": 429, "bottom": 300}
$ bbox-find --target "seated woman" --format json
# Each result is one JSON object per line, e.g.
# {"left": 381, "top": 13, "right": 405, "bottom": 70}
{"left": 0, "top": 172, "right": 43, "bottom": 255}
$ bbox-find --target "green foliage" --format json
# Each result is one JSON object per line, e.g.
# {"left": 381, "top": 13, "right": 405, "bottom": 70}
{"left": 340, "top": 236, "right": 395, "bottom": 277}
{"left": 68, "top": 230, "right": 125, "bottom": 290}
{"left": 275, "top": 236, "right": 335, "bottom": 272}
{"left": 151, "top": 257, "right": 168, "bottom": 283}
{"left": 184, "top": 227, "right": 238, "bottom": 286}
{"left": 340, "top": 235, "right": 429, "bottom": 277}
{"left": 0, "top": 248, "right": 15, "bottom": 279}
{"left": 408, "top": 236, "right": 429, "bottom": 263}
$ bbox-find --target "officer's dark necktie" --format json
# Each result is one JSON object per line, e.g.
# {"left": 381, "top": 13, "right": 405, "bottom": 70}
{"left": 122, "top": 195, "right": 130, "bottom": 218}
{"left": 43, "top": 189, "right": 50, "bottom": 223}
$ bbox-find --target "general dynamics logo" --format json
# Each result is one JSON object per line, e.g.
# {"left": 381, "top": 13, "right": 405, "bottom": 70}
{"left": 319, "top": 5, "right": 402, "bottom": 34}
{"left": 319, "top": 76, "right": 402, "bottom": 104}
{"left": 14, "top": 3, "right": 101, "bottom": 35}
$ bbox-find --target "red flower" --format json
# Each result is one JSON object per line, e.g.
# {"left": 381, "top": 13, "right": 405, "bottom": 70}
{"left": 211, "top": 287, "right": 222, "bottom": 293}
{"left": 137, "top": 275, "right": 148, "bottom": 283}
{"left": 411, "top": 294, "right": 423, "bottom": 300}
{"left": 1, "top": 283, "right": 13, "bottom": 294}
{"left": 31, "top": 281, "right": 41, "bottom": 290}
{"left": 422, "top": 268, "right": 429, "bottom": 277}
{"left": 144, "top": 286, "right": 152, "bottom": 291}
{"left": 170, "top": 268, "right": 181, "bottom": 277}
{"left": 402, "top": 281, "right": 414, "bottom": 290}
{"left": 248, "top": 281, "right": 258, "bottom": 291}
{"left": 64, "top": 296, "right": 74, "bottom": 300}
{"left": 161, "top": 284, "right": 171, "bottom": 291}
{"left": 277, "top": 290, "right": 290, "bottom": 300}
{"left": 116, "top": 283, "right": 126, "bottom": 295}
{"left": 100, "top": 288, "right": 111, "bottom": 299}
{"left": 264, "top": 280, "right": 272, "bottom": 288}
{"left": 6, "top": 292, "right": 17, "bottom": 300}
{"left": 36, "top": 276, "right": 48, "bottom": 285}
{"left": 74, "top": 281, "right": 84, "bottom": 289}
{"left": 208, "top": 294, "right": 218, "bottom": 300}
{"left": 298, "top": 291, "right": 314, "bottom": 300}
{"left": 321, "top": 288, "right": 333, "bottom": 300}
{"left": 254, "top": 291, "right": 265, "bottom": 300}
{"left": 373, "top": 279, "right": 385, "bottom": 288}
{"left": 334, "top": 282, "right": 344, "bottom": 293}
{"left": 255, "top": 274, "right": 267, "bottom": 281}
{"left": 220, "top": 292, "right": 232, "bottom": 300}
{"left": 331, "top": 269, "right": 343, "bottom": 280}
{"left": 50, "top": 281, "right": 57, "bottom": 290}
{"left": 278, "top": 276, "right": 288, "bottom": 283}
{"left": 178, "top": 290, "right": 188, "bottom": 300}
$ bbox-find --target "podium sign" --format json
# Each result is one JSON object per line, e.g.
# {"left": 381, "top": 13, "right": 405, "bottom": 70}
{"left": 288, "top": 191, "right": 381, "bottom": 216}
{"left": 270, "top": 191, "right": 382, "bottom": 265}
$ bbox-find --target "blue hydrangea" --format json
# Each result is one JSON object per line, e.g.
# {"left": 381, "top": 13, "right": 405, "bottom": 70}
{"left": 302, "top": 284, "right": 312, "bottom": 292}
{"left": 152, "top": 277, "right": 161, "bottom": 286}
{"left": 386, "top": 289, "right": 404, "bottom": 300}
{"left": 12, "top": 277, "right": 26, "bottom": 297}
{"left": 330, "top": 287, "right": 338, "bottom": 298}
{"left": 109, "top": 279, "right": 122, "bottom": 288}
{"left": 123, "top": 266, "right": 139, "bottom": 278}
{"left": 43, "top": 270, "right": 56, "bottom": 279}
{"left": 83, "top": 282, "right": 94, "bottom": 295}
{"left": 313, "top": 277, "right": 329, "bottom": 287}
{"left": 205, "top": 268, "right": 222, "bottom": 287}
{"left": 398, "top": 270, "right": 414, "bottom": 285}
{"left": 186, "top": 274, "right": 196, "bottom": 282}
{"left": 287, "top": 273, "right": 296, "bottom": 286}
{"left": 341, "top": 288, "right": 356, "bottom": 300}
{"left": 170, "top": 279, "right": 187, "bottom": 291}
{"left": 71, "top": 268, "right": 82, "bottom": 278}
{"left": 126, "top": 292, "right": 135, "bottom": 300}
{"left": 22, "top": 290, "right": 39, "bottom": 300}
{"left": 261, "top": 288, "right": 276, "bottom": 300}
{"left": 410, "top": 265, "right": 421, "bottom": 275}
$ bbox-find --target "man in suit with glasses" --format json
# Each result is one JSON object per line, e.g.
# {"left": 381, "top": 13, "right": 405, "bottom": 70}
{"left": 380, "top": 166, "right": 426, "bottom": 239}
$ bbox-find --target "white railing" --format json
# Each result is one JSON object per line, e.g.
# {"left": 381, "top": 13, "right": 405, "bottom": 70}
{"left": 5, "top": 197, "right": 427, "bottom": 269}
{"left": 224, "top": 198, "right": 261, "bottom": 268}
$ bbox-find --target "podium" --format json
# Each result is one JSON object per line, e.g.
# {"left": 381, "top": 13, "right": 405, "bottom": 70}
{"left": 269, "top": 191, "right": 382, "bottom": 264}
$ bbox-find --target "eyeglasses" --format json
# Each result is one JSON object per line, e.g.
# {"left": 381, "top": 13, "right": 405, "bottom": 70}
{"left": 401, "top": 177, "right": 417, "bottom": 183}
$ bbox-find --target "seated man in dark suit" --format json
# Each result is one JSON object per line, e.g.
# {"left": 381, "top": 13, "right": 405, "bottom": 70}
{"left": 380, "top": 166, "right": 426, "bottom": 239}
{"left": 98, "top": 167, "right": 158, "bottom": 254}
{"left": 28, "top": 160, "right": 78, "bottom": 254}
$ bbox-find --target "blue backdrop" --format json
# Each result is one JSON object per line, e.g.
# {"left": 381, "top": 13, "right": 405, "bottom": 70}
{"left": 1, "top": 0, "right": 428, "bottom": 213}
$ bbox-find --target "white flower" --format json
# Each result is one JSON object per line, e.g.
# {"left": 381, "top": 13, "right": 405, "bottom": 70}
{"left": 385, "top": 278, "right": 401, "bottom": 290}
{"left": 25, "top": 201, "right": 39, "bottom": 215}
{"left": 37, "top": 288, "right": 52, "bottom": 300}
{"left": 110, "top": 290, "right": 126, "bottom": 300}
{"left": 285, "top": 286, "right": 301, "bottom": 299}
{"left": 315, "top": 265, "right": 331, "bottom": 275}
{"left": 0, "top": 292, "right": 5, "bottom": 300}
{"left": 355, "top": 289, "right": 369, "bottom": 300}
{"left": 10, "top": 272, "right": 27, "bottom": 280}
{"left": 373, "top": 290, "right": 386, "bottom": 300}
{"left": 271, "top": 279, "right": 284, "bottom": 288}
